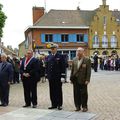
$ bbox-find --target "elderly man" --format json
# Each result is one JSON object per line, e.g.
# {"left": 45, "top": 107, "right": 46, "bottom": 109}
{"left": 70, "top": 47, "right": 91, "bottom": 112}
{"left": 46, "top": 43, "right": 66, "bottom": 110}
{"left": 0, "top": 53, "right": 13, "bottom": 106}
{"left": 20, "top": 50, "right": 40, "bottom": 108}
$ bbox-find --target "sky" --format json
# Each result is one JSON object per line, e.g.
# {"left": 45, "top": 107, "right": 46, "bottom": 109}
{"left": 0, "top": 0, "right": 120, "bottom": 48}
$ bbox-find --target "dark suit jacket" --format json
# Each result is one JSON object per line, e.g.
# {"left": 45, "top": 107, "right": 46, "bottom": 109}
{"left": 46, "top": 53, "right": 66, "bottom": 80}
{"left": 70, "top": 57, "right": 91, "bottom": 84}
{"left": 0, "top": 62, "right": 13, "bottom": 84}
{"left": 20, "top": 57, "right": 40, "bottom": 82}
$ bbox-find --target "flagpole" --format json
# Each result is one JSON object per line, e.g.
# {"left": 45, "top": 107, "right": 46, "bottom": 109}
{"left": 44, "top": 0, "right": 46, "bottom": 12}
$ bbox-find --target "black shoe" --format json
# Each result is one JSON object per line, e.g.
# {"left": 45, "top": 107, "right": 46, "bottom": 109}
{"left": 23, "top": 105, "right": 31, "bottom": 108}
{"left": 32, "top": 105, "right": 37, "bottom": 108}
{"left": 82, "top": 108, "right": 88, "bottom": 112}
{"left": 0, "top": 103, "right": 8, "bottom": 107}
{"left": 48, "top": 106, "right": 57, "bottom": 109}
{"left": 75, "top": 107, "right": 81, "bottom": 111}
{"left": 58, "top": 106, "right": 62, "bottom": 110}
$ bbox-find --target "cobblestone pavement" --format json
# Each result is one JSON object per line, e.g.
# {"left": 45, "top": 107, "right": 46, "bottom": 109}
{"left": 0, "top": 70, "right": 120, "bottom": 119}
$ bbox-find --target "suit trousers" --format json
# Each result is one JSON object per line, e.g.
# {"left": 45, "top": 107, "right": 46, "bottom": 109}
{"left": 0, "top": 81, "right": 10, "bottom": 105}
{"left": 73, "top": 83, "right": 88, "bottom": 109}
{"left": 48, "top": 79, "right": 63, "bottom": 107}
{"left": 22, "top": 78, "right": 37, "bottom": 106}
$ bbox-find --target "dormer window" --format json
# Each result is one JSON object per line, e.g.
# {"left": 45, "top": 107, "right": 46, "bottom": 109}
{"left": 116, "top": 19, "right": 120, "bottom": 22}
{"left": 111, "top": 32, "right": 117, "bottom": 48}
{"left": 93, "top": 32, "right": 99, "bottom": 48}
{"left": 102, "top": 34, "right": 108, "bottom": 48}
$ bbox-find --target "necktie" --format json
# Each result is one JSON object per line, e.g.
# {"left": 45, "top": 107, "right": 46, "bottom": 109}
{"left": 25, "top": 58, "right": 30, "bottom": 65}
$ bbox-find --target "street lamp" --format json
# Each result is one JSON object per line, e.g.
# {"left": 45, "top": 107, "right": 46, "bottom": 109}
{"left": 32, "top": 39, "right": 36, "bottom": 51}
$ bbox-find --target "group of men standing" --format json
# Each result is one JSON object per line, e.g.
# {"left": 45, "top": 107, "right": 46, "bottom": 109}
{"left": 0, "top": 43, "right": 91, "bottom": 112}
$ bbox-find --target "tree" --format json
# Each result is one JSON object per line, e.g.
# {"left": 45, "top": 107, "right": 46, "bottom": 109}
{"left": 0, "top": 4, "right": 7, "bottom": 37}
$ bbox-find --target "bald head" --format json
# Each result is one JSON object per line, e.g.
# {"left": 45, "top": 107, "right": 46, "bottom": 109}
{"left": 77, "top": 47, "right": 84, "bottom": 51}
{"left": 76, "top": 47, "right": 85, "bottom": 58}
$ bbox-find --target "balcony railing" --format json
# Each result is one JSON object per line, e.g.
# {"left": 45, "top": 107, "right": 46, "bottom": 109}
{"left": 92, "top": 42, "right": 118, "bottom": 48}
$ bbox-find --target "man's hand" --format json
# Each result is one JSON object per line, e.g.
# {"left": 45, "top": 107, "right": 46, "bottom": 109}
{"left": 85, "top": 81, "right": 89, "bottom": 85}
{"left": 61, "top": 78, "right": 65, "bottom": 83}
{"left": 23, "top": 73, "right": 26, "bottom": 77}
{"left": 23, "top": 73, "right": 30, "bottom": 77}
{"left": 8, "top": 82, "right": 11, "bottom": 85}
{"left": 25, "top": 73, "right": 30, "bottom": 77}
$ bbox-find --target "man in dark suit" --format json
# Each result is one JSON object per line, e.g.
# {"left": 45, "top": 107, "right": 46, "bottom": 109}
{"left": 20, "top": 50, "right": 40, "bottom": 108}
{"left": 93, "top": 53, "right": 98, "bottom": 72}
{"left": 46, "top": 43, "right": 66, "bottom": 110}
{"left": 70, "top": 47, "right": 91, "bottom": 112}
{"left": 0, "top": 53, "right": 13, "bottom": 107}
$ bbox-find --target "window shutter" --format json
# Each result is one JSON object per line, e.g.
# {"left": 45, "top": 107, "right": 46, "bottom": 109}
{"left": 69, "top": 34, "right": 76, "bottom": 42}
{"left": 57, "top": 34, "right": 61, "bottom": 42}
{"left": 41, "top": 34, "right": 45, "bottom": 43}
{"left": 53, "top": 34, "right": 58, "bottom": 42}
{"left": 84, "top": 34, "right": 88, "bottom": 43}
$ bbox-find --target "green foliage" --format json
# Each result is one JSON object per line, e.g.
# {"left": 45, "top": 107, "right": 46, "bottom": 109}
{"left": 0, "top": 3, "right": 7, "bottom": 37}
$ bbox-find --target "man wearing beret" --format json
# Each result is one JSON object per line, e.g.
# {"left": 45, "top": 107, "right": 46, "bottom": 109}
{"left": 46, "top": 43, "right": 66, "bottom": 110}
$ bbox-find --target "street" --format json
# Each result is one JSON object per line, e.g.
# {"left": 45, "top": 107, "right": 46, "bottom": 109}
{"left": 0, "top": 70, "right": 120, "bottom": 119}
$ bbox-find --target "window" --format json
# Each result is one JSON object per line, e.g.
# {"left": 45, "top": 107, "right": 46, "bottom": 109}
{"left": 57, "top": 51, "right": 62, "bottom": 54}
{"left": 93, "top": 35, "right": 99, "bottom": 48}
{"left": 111, "top": 35, "right": 117, "bottom": 48}
{"left": 61, "top": 34, "right": 68, "bottom": 42}
{"left": 70, "top": 51, "right": 76, "bottom": 60}
{"left": 102, "top": 35, "right": 108, "bottom": 48}
{"left": 77, "top": 34, "right": 84, "bottom": 42}
{"left": 45, "top": 34, "right": 53, "bottom": 42}
{"left": 102, "top": 51, "right": 108, "bottom": 55}
{"left": 103, "top": 16, "right": 107, "bottom": 26}
{"left": 63, "top": 51, "right": 69, "bottom": 55}
{"left": 111, "top": 50, "right": 117, "bottom": 55}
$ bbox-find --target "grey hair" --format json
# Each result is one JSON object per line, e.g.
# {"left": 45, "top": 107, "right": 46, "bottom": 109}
{"left": 1, "top": 53, "right": 7, "bottom": 58}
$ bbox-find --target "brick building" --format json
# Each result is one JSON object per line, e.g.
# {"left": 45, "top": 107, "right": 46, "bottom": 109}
{"left": 89, "top": 0, "right": 120, "bottom": 56}
{"left": 24, "top": 0, "right": 120, "bottom": 59}
{"left": 25, "top": 7, "right": 89, "bottom": 61}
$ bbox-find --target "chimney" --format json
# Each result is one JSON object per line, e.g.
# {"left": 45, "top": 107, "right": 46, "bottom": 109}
{"left": 33, "top": 7, "right": 44, "bottom": 24}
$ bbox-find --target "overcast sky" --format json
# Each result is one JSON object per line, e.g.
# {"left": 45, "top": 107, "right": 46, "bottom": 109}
{"left": 0, "top": 0, "right": 120, "bottom": 48}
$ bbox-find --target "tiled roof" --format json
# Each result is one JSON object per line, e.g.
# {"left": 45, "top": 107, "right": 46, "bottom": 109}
{"left": 112, "top": 11, "right": 120, "bottom": 24}
{"left": 33, "top": 9, "right": 120, "bottom": 27}
{"left": 34, "top": 10, "right": 96, "bottom": 27}
{"left": 0, "top": 44, "right": 16, "bottom": 55}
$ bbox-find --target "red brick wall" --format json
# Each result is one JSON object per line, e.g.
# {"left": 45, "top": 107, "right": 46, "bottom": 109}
{"left": 32, "top": 28, "right": 89, "bottom": 55}
{"left": 32, "top": 28, "right": 89, "bottom": 45}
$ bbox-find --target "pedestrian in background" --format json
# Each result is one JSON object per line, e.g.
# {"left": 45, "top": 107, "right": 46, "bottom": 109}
{"left": 70, "top": 47, "right": 91, "bottom": 112}
{"left": 93, "top": 53, "right": 98, "bottom": 72}
{"left": 0, "top": 53, "right": 13, "bottom": 107}
{"left": 39, "top": 55, "right": 46, "bottom": 83}
{"left": 13, "top": 57, "right": 20, "bottom": 84}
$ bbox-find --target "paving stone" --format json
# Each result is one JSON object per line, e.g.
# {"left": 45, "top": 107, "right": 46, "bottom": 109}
{"left": 67, "top": 112, "right": 96, "bottom": 120}
{"left": 0, "top": 70, "right": 120, "bottom": 119}
{"left": 0, "top": 108, "right": 96, "bottom": 120}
